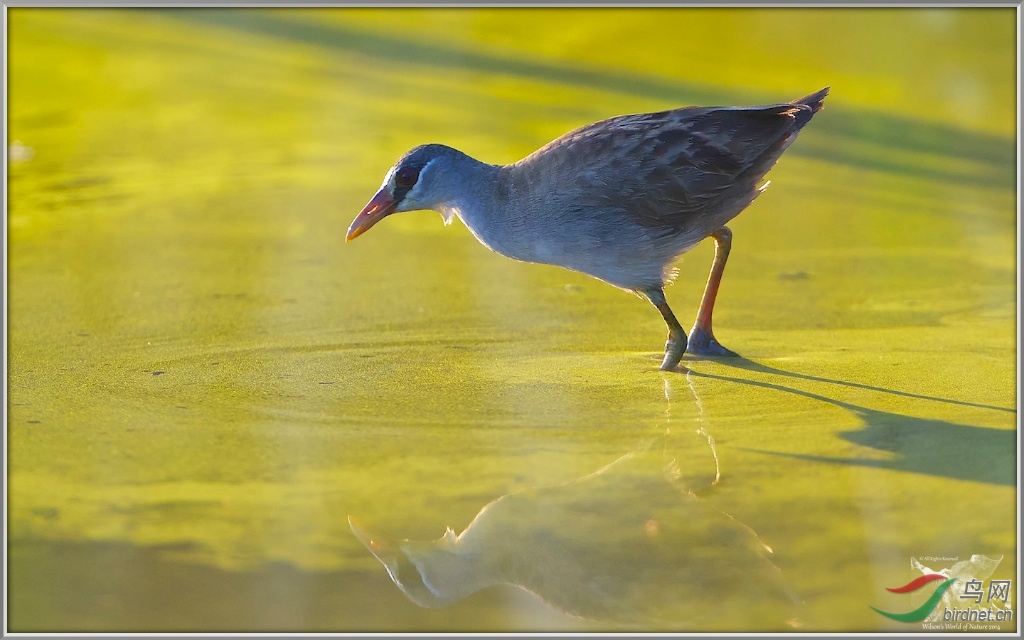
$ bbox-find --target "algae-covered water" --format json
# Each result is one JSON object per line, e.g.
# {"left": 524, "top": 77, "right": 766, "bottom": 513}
{"left": 6, "top": 7, "right": 1018, "bottom": 633}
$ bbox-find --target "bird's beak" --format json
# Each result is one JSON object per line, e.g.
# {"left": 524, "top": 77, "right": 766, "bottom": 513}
{"left": 347, "top": 189, "right": 398, "bottom": 242}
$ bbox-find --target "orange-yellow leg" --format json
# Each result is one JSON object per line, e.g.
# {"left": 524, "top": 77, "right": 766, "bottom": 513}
{"left": 688, "top": 226, "right": 739, "bottom": 357}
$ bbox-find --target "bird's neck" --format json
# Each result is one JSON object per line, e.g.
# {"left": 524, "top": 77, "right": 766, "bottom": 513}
{"left": 435, "top": 155, "right": 512, "bottom": 250}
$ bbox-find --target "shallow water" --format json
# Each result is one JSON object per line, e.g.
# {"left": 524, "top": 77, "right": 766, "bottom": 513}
{"left": 6, "top": 7, "right": 1017, "bottom": 633}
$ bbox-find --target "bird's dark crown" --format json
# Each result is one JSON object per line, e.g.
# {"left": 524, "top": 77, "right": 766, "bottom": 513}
{"left": 395, "top": 143, "right": 455, "bottom": 172}
{"left": 390, "top": 144, "right": 457, "bottom": 202}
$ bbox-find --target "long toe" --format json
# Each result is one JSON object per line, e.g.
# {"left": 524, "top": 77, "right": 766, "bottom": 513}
{"left": 687, "top": 327, "right": 739, "bottom": 357}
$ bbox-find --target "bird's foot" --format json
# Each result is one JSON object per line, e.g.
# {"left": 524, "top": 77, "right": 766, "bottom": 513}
{"left": 660, "top": 333, "right": 688, "bottom": 371}
{"left": 687, "top": 326, "right": 739, "bottom": 357}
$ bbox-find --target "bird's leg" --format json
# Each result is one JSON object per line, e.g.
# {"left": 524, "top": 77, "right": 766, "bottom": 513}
{"left": 688, "top": 226, "right": 739, "bottom": 357}
{"left": 644, "top": 286, "right": 688, "bottom": 371}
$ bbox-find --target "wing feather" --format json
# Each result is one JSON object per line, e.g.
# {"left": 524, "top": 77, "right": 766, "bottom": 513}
{"left": 513, "top": 98, "right": 821, "bottom": 238}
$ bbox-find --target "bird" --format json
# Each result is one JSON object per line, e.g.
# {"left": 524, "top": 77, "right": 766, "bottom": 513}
{"left": 347, "top": 87, "right": 829, "bottom": 371}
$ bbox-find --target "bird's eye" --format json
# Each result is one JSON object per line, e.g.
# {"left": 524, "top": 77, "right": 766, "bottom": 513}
{"left": 395, "top": 166, "right": 419, "bottom": 187}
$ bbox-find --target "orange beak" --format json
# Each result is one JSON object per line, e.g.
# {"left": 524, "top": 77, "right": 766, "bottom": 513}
{"left": 347, "top": 189, "right": 398, "bottom": 242}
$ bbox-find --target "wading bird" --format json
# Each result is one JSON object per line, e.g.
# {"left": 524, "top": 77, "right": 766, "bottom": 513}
{"left": 348, "top": 88, "right": 828, "bottom": 370}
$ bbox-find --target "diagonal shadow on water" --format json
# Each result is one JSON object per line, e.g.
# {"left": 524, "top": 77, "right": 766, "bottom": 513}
{"left": 686, "top": 358, "right": 1016, "bottom": 487}
{"left": 159, "top": 9, "right": 1015, "bottom": 189}
{"left": 712, "top": 358, "right": 1014, "bottom": 415}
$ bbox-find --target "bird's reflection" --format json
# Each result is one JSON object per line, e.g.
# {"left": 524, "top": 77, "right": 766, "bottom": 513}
{"left": 349, "top": 374, "right": 800, "bottom": 630}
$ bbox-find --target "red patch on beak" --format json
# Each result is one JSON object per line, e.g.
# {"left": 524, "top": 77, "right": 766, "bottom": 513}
{"left": 347, "top": 189, "right": 398, "bottom": 241}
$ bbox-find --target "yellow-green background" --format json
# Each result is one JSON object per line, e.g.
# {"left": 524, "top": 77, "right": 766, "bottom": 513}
{"left": 6, "top": 7, "right": 1017, "bottom": 632}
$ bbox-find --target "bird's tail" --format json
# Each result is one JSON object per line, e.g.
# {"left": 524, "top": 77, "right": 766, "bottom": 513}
{"left": 789, "top": 87, "right": 829, "bottom": 128}
{"left": 793, "top": 87, "right": 829, "bottom": 114}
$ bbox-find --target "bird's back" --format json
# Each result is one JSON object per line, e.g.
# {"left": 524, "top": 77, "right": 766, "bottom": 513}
{"left": 510, "top": 88, "right": 828, "bottom": 243}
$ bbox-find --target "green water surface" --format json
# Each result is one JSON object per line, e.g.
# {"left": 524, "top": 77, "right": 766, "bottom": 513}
{"left": 6, "top": 7, "right": 1018, "bottom": 633}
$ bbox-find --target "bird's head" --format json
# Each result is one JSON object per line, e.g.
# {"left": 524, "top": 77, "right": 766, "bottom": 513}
{"left": 346, "top": 144, "right": 458, "bottom": 241}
